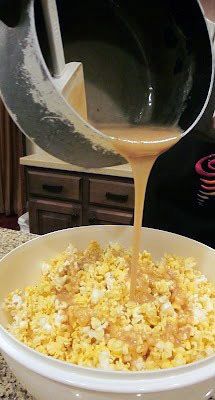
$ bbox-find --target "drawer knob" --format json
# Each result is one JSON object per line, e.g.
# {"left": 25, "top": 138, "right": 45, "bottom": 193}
{"left": 42, "top": 184, "right": 63, "bottom": 193}
{"left": 105, "top": 192, "right": 128, "bottom": 203}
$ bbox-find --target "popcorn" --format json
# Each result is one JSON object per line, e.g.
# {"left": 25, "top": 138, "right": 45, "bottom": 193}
{"left": 12, "top": 294, "right": 23, "bottom": 306}
{"left": 39, "top": 317, "right": 52, "bottom": 332}
{"left": 91, "top": 288, "right": 105, "bottom": 304}
{"left": 4, "top": 241, "right": 215, "bottom": 371}
{"left": 53, "top": 275, "right": 68, "bottom": 288}
{"left": 133, "top": 357, "right": 145, "bottom": 371}
{"left": 55, "top": 299, "right": 68, "bottom": 310}
{"left": 195, "top": 275, "right": 207, "bottom": 284}
{"left": 41, "top": 262, "right": 50, "bottom": 275}
{"left": 161, "top": 301, "right": 174, "bottom": 314}
{"left": 83, "top": 326, "right": 105, "bottom": 341}
{"left": 54, "top": 312, "right": 66, "bottom": 326}
{"left": 184, "top": 258, "right": 196, "bottom": 270}
{"left": 108, "top": 339, "right": 124, "bottom": 356}
{"left": 91, "top": 317, "right": 102, "bottom": 330}
{"left": 66, "top": 243, "right": 76, "bottom": 254}
{"left": 98, "top": 350, "right": 110, "bottom": 369}
{"left": 156, "top": 341, "right": 174, "bottom": 358}
{"left": 105, "top": 272, "right": 115, "bottom": 290}
{"left": 193, "top": 307, "right": 206, "bottom": 324}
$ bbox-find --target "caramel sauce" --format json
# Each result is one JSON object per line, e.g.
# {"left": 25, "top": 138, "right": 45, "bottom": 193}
{"left": 107, "top": 323, "right": 149, "bottom": 357}
{"left": 68, "top": 305, "right": 91, "bottom": 327}
{"left": 57, "top": 291, "right": 73, "bottom": 305}
{"left": 95, "top": 124, "right": 182, "bottom": 301}
{"left": 57, "top": 121, "right": 193, "bottom": 348}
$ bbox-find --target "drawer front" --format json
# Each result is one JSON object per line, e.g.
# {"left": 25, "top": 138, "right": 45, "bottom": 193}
{"left": 28, "top": 169, "right": 81, "bottom": 201}
{"left": 88, "top": 207, "right": 133, "bottom": 226}
{"left": 89, "top": 178, "right": 134, "bottom": 210}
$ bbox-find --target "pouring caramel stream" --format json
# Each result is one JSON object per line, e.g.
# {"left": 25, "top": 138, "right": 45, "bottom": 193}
{"left": 95, "top": 124, "right": 182, "bottom": 300}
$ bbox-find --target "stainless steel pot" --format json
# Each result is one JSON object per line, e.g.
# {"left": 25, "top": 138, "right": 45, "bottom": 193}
{"left": 0, "top": 0, "right": 214, "bottom": 167}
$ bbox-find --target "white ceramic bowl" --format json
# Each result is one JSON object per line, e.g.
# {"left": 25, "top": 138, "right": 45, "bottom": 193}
{"left": 0, "top": 226, "right": 214, "bottom": 400}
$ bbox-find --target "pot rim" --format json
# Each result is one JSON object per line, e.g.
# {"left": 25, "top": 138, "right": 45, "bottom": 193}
{"left": 181, "top": 0, "right": 214, "bottom": 138}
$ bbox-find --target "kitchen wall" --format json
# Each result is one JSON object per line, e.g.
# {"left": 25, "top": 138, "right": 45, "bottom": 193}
{"left": 26, "top": 139, "right": 46, "bottom": 155}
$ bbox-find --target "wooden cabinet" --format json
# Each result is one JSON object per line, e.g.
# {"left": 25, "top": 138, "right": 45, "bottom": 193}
{"left": 89, "top": 178, "right": 134, "bottom": 210}
{"left": 27, "top": 167, "right": 134, "bottom": 234}
{"left": 29, "top": 199, "right": 82, "bottom": 235}
{"left": 88, "top": 207, "right": 133, "bottom": 225}
{"left": 28, "top": 169, "right": 81, "bottom": 201}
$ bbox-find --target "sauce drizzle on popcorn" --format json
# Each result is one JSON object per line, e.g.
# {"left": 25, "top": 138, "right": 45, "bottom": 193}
{"left": 4, "top": 241, "right": 215, "bottom": 371}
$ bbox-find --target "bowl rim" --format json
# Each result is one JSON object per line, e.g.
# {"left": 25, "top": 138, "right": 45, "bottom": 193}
{"left": 0, "top": 225, "right": 215, "bottom": 393}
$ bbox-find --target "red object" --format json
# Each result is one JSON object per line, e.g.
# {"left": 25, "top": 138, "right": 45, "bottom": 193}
{"left": 0, "top": 214, "right": 19, "bottom": 230}
{"left": 200, "top": 0, "right": 215, "bottom": 22}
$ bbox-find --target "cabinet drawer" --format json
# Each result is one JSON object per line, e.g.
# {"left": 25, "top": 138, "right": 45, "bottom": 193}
{"left": 89, "top": 178, "right": 134, "bottom": 210}
{"left": 28, "top": 169, "right": 81, "bottom": 201}
{"left": 88, "top": 207, "right": 133, "bottom": 226}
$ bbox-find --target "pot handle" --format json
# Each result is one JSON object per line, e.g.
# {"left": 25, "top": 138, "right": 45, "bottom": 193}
{"left": 40, "top": 0, "right": 66, "bottom": 78}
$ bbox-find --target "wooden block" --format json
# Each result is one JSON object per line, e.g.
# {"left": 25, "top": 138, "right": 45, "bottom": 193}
{"left": 62, "top": 63, "right": 88, "bottom": 120}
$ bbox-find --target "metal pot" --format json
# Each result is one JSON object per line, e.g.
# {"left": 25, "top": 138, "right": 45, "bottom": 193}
{"left": 0, "top": 0, "right": 214, "bottom": 167}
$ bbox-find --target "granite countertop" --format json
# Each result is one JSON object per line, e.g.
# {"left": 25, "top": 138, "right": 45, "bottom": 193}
{"left": 20, "top": 153, "right": 133, "bottom": 178}
{"left": 0, "top": 228, "right": 37, "bottom": 400}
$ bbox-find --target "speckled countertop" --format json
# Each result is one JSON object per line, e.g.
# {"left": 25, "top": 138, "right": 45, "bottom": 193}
{"left": 0, "top": 228, "right": 37, "bottom": 400}
{"left": 20, "top": 152, "right": 133, "bottom": 178}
